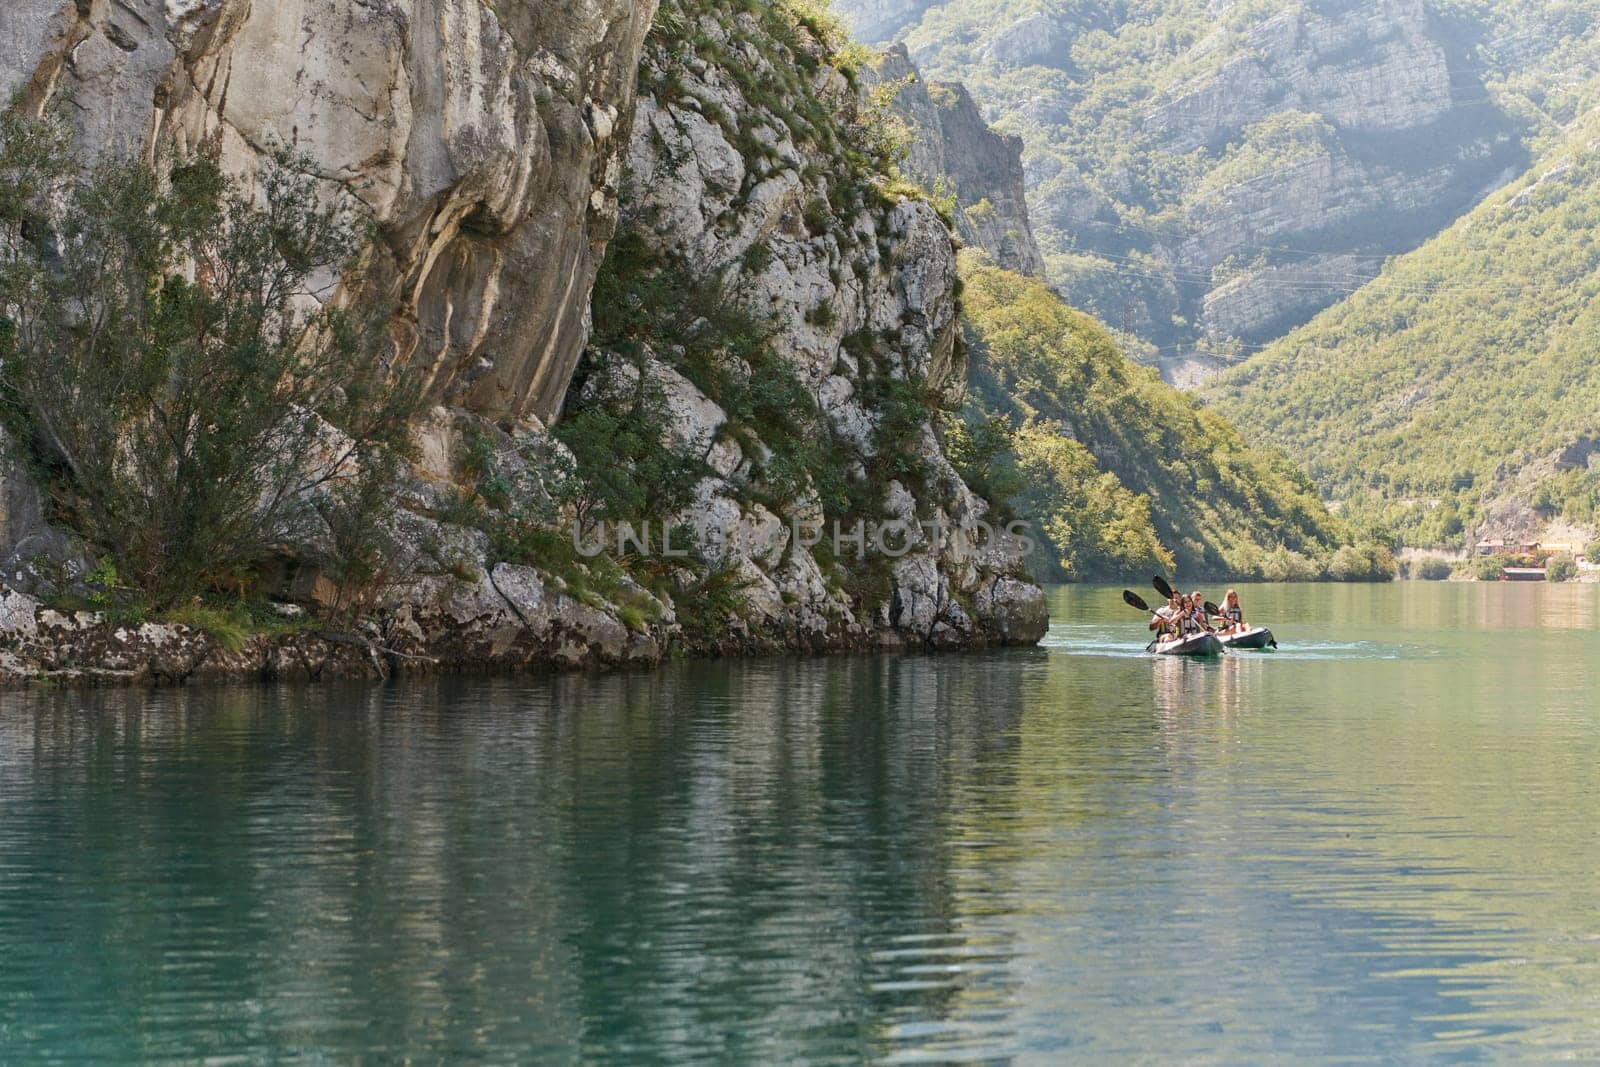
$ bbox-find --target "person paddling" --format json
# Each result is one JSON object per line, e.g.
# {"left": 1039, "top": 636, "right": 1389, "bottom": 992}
{"left": 1188, "top": 591, "right": 1213, "bottom": 634}
{"left": 1151, "top": 592, "right": 1183, "bottom": 636}
{"left": 1220, "top": 589, "right": 1245, "bottom": 635}
{"left": 1177, "top": 596, "right": 1207, "bottom": 638}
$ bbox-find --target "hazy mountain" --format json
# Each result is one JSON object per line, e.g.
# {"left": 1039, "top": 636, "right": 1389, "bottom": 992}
{"left": 835, "top": 0, "right": 1600, "bottom": 383}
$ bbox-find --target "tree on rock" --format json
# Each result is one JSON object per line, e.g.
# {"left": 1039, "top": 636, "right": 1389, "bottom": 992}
{"left": 0, "top": 114, "right": 417, "bottom": 608}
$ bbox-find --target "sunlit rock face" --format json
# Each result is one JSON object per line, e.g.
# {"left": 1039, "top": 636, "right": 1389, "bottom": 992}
{"left": 3, "top": 0, "right": 657, "bottom": 423}
{"left": 867, "top": 45, "right": 1045, "bottom": 278}
{"left": 572, "top": 9, "right": 1046, "bottom": 652}
{"left": 0, "top": 0, "right": 1046, "bottom": 679}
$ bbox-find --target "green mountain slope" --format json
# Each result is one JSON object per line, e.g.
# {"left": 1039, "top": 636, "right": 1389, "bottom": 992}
{"left": 951, "top": 253, "right": 1369, "bottom": 580}
{"left": 1206, "top": 109, "right": 1600, "bottom": 546}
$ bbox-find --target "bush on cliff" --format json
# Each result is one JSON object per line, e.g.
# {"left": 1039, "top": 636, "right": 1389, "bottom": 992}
{"left": 0, "top": 114, "right": 417, "bottom": 608}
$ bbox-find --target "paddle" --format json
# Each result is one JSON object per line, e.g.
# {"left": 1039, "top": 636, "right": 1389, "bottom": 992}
{"left": 1153, "top": 575, "right": 1175, "bottom": 600}
{"left": 1124, "top": 590, "right": 1166, "bottom": 651}
{"left": 1205, "top": 601, "right": 1222, "bottom": 618}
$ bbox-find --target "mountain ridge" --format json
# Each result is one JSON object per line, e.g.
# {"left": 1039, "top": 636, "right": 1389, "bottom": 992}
{"left": 1207, "top": 103, "right": 1600, "bottom": 547}
{"left": 832, "top": 0, "right": 1595, "bottom": 382}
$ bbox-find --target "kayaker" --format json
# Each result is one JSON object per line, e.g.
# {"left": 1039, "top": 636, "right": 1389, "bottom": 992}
{"left": 1188, "top": 591, "right": 1213, "bottom": 633}
{"left": 1220, "top": 589, "right": 1245, "bottom": 635}
{"left": 1151, "top": 592, "right": 1183, "bottom": 635}
{"left": 1177, "top": 599, "right": 1207, "bottom": 638}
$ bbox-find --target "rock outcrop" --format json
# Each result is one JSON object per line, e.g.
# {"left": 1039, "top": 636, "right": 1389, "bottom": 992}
{"left": 869, "top": 45, "right": 1045, "bottom": 277}
{"left": 569, "top": 2, "right": 1045, "bottom": 654}
{"left": 0, "top": 0, "right": 1047, "bottom": 686}
{"left": 4, "top": 0, "right": 656, "bottom": 422}
{"left": 1201, "top": 253, "right": 1381, "bottom": 343}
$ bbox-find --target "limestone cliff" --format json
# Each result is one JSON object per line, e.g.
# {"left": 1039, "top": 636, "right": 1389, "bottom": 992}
{"left": 566, "top": 0, "right": 1045, "bottom": 653}
{"left": 0, "top": 0, "right": 1046, "bottom": 685}
{"left": 3, "top": 0, "right": 655, "bottom": 422}
{"left": 867, "top": 45, "right": 1044, "bottom": 277}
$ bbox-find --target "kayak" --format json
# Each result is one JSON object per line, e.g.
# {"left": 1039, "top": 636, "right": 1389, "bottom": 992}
{"left": 1153, "top": 633, "right": 1224, "bottom": 657}
{"left": 1216, "top": 627, "right": 1277, "bottom": 650}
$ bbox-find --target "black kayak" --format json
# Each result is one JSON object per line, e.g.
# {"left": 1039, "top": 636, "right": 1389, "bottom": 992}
{"left": 1153, "top": 633, "right": 1224, "bottom": 657}
{"left": 1217, "top": 627, "right": 1277, "bottom": 650}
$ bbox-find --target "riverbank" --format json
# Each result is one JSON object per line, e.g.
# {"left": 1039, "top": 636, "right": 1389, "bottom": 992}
{"left": 0, "top": 566, "right": 1048, "bottom": 689}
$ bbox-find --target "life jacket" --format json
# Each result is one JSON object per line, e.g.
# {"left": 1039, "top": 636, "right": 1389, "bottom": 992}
{"left": 1226, "top": 606, "right": 1242, "bottom": 625}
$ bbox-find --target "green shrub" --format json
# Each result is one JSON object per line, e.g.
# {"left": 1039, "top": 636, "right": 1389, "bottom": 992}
{"left": 0, "top": 115, "right": 416, "bottom": 608}
{"left": 1327, "top": 542, "right": 1399, "bottom": 582}
{"left": 1415, "top": 557, "right": 1453, "bottom": 581}
{"left": 1260, "top": 545, "right": 1323, "bottom": 583}
{"left": 162, "top": 602, "right": 252, "bottom": 651}
{"left": 1585, "top": 540, "right": 1600, "bottom": 565}
{"left": 1475, "top": 554, "right": 1512, "bottom": 581}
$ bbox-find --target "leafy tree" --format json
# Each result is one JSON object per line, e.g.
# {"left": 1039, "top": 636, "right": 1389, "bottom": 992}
{"left": 0, "top": 114, "right": 416, "bottom": 607}
{"left": 1327, "top": 543, "right": 1399, "bottom": 582}
{"left": 1545, "top": 552, "right": 1578, "bottom": 582}
{"left": 1476, "top": 555, "right": 1512, "bottom": 581}
{"left": 553, "top": 362, "right": 706, "bottom": 537}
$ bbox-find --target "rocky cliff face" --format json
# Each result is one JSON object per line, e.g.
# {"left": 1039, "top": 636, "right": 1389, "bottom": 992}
{"left": 868, "top": 45, "right": 1044, "bottom": 277}
{"left": 565, "top": 1, "right": 1045, "bottom": 653}
{"left": 840, "top": 0, "right": 1534, "bottom": 382}
{"left": 0, "top": 0, "right": 1045, "bottom": 685}
{"left": 3, "top": 0, "right": 655, "bottom": 422}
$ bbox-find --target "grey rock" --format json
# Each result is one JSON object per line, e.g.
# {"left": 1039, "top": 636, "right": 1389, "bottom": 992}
{"left": 5, "top": 0, "right": 659, "bottom": 425}
{"left": 868, "top": 46, "right": 1046, "bottom": 277}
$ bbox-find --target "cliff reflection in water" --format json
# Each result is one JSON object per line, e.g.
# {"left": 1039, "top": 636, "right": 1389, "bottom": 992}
{"left": 0, "top": 655, "right": 1040, "bottom": 1063}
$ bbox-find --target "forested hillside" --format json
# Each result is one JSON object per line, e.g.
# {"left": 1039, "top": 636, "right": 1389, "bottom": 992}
{"left": 950, "top": 254, "right": 1372, "bottom": 580}
{"left": 1208, "top": 106, "right": 1600, "bottom": 547}
{"left": 835, "top": 0, "right": 1600, "bottom": 381}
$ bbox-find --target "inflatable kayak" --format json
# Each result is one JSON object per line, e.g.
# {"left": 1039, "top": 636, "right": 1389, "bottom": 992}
{"left": 1153, "top": 633, "right": 1224, "bottom": 657}
{"left": 1217, "top": 627, "right": 1277, "bottom": 650}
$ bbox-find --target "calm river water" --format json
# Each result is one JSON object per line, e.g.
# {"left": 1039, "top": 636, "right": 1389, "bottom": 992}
{"left": 2, "top": 582, "right": 1598, "bottom": 1063}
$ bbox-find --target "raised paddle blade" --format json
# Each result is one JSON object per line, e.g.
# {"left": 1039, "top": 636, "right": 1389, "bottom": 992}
{"left": 1205, "top": 601, "right": 1221, "bottom": 617}
{"left": 1122, "top": 590, "right": 1150, "bottom": 613}
{"left": 1153, "top": 576, "right": 1175, "bottom": 600}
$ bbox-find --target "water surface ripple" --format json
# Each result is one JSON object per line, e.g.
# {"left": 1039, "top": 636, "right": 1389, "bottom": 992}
{"left": 1, "top": 582, "right": 1598, "bottom": 1062}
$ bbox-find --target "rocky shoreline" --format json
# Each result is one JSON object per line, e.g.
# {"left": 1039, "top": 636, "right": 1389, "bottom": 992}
{"left": 0, "top": 567, "right": 1048, "bottom": 690}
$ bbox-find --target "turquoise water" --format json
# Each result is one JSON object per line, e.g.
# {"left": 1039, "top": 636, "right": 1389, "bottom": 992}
{"left": 2, "top": 582, "right": 1599, "bottom": 1062}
